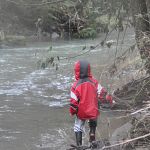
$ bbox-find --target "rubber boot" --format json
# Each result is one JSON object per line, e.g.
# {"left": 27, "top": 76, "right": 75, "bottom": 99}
{"left": 89, "top": 126, "right": 97, "bottom": 148}
{"left": 75, "top": 131, "right": 82, "bottom": 146}
{"left": 89, "top": 126, "right": 96, "bottom": 143}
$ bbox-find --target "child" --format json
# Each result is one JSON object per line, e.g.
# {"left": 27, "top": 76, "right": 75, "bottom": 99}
{"left": 70, "top": 60, "right": 113, "bottom": 147}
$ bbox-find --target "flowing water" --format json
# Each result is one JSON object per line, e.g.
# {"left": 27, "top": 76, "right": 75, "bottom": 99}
{"left": 0, "top": 29, "right": 135, "bottom": 150}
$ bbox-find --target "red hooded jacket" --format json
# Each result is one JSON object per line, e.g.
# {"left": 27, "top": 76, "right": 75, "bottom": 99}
{"left": 70, "top": 60, "right": 110, "bottom": 120}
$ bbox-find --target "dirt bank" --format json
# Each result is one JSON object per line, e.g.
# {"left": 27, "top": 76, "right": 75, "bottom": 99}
{"left": 82, "top": 76, "right": 150, "bottom": 150}
{"left": 112, "top": 76, "right": 150, "bottom": 150}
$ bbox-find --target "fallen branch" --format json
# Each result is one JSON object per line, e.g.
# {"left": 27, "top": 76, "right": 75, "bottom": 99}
{"left": 6, "top": 0, "right": 66, "bottom": 6}
{"left": 101, "top": 133, "right": 150, "bottom": 150}
{"left": 131, "top": 105, "right": 150, "bottom": 115}
{"left": 100, "top": 105, "right": 150, "bottom": 120}
{"left": 133, "top": 79, "right": 150, "bottom": 102}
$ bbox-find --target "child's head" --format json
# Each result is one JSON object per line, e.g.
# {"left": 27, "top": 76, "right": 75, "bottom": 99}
{"left": 74, "top": 60, "right": 92, "bottom": 80}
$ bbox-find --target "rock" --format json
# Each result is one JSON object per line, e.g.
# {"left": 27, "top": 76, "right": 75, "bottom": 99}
{"left": 110, "top": 122, "right": 132, "bottom": 150}
{"left": 51, "top": 32, "right": 59, "bottom": 40}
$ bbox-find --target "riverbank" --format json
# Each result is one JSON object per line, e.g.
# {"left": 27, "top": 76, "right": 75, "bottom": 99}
{"left": 88, "top": 75, "right": 150, "bottom": 150}
{"left": 85, "top": 55, "right": 150, "bottom": 149}
{"left": 112, "top": 76, "right": 150, "bottom": 150}
{"left": 0, "top": 35, "right": 51, "bottom": 49}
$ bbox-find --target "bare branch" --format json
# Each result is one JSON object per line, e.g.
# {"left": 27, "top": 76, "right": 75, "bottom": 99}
{"left": 6, "top": 0, "right": 66, "bottom": 6}
{"left": 101, "top": 133, "right": 150, "bottom": 150}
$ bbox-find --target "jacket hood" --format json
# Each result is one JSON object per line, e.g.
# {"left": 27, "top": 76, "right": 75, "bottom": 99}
{"left": 74, "top": 60, "right": 92, "bottom": 80}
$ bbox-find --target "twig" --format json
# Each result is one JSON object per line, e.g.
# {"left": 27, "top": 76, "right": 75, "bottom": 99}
{"left": 134, "top": 112, "right": 150, "bottom": 129}
{"left": 119, "top": 0, "right": 132, "bottom": 52}
{"left": 133, "top": 79, "right": 150, "bottom": 102}
{"left": 115, "top": 43, "right": 136, "bottom": 61}
{"left": 114, "top": 30, "right": 120, "bottom": 60}
{"left": 100, "top": 105, "right": 150, "bottom": 120}
{"left": 100, "top": 109, "right": 133, "bottom": 113}
{"left": 6, "top": 0, "right": 66, "bottom": 6}
{"left": 112, "top": 95, "right": 132, "bottom": 108}
{"left": 60, "top": 49, "right": 91, "bottom": 60}
{"left": 60, "top": 38, "right": 106, "bottom": 60}
{"left": 131, "top": 105, "right": 150, "bottom": 115}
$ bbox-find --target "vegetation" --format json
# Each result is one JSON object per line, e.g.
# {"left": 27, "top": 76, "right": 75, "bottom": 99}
{"left": 1, "top": 0, "right": 149, "bottom": 79}
{"left": 0, "top": 0, "right": 129, "bottom": 38}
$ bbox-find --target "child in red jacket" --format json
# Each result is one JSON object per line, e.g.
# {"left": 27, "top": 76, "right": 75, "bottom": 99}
{"left": 70, "top": 60, "right": 113, "bottom": 146}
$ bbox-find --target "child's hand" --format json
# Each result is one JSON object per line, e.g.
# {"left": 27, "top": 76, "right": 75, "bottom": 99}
{"left": 70, "top": 107, "right": 78, "bottom": 116}
{"left": 70, "top": 113, "right": 73, "bottom": 117}
{"left": 106, "top": 94, "right": 113, "bottom": 105}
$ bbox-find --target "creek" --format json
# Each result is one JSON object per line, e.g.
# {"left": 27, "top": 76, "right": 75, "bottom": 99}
{"left": 0, "top": 29, "right": 135, "bottom": 150}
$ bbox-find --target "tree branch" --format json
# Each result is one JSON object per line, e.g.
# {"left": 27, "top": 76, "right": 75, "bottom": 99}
{"left": 6, "top": 0, "right": 66, "bottom": 6}
{"left": 102, "top": 132, "right": 150, "bottom": 150}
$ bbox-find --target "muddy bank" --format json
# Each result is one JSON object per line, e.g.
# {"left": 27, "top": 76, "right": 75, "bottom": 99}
{"left": 84, "top": 76, "right": 150, "bottom": 150}
{"left": 0, "top": 35, "right": 27, "bottom": 48}
{"left": 111, "top": 76, "right": 150, "bottom": 150}
{"left": 114, "top": 76, "right": 150, "bottom": 108}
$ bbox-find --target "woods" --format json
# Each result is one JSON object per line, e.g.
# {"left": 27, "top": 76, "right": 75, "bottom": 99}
{"left": 0, "top": 0, "right": 128, "bottom": 38}
{"left": 131, "top": 0, "right": 150, "bottom": 73}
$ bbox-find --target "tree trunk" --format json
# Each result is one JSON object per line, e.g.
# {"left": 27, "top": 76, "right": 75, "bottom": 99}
{"left": 131, "top": 0, "right": 150, "bottom": 73}
{"left": 146, "top": 0, "right": 150, "bottom": 14}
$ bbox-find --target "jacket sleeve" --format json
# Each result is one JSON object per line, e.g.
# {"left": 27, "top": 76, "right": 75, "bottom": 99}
{"left": 97, "top": 84, "right": 113, "bottom": 105}
{"left": 97, "top": 84, "right": 107, "bottom": 103}
{"left": 70, "top": 86, "right": 79, "bottom": 116}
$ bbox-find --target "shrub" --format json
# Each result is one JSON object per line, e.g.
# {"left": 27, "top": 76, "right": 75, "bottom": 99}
{"left": 74, "top": 28, "right": 97, "bottom": 39}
